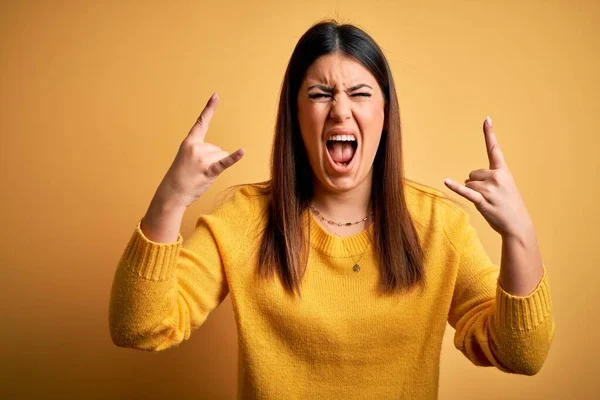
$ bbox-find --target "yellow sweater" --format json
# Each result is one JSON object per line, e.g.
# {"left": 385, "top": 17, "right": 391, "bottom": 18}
{"left": 109, "top": 181, "right": 555, "bottom": 399}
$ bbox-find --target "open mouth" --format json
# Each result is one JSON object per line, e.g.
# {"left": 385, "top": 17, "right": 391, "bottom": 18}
{"left": 326, "top": 134, "right": 357, "bottom": 168}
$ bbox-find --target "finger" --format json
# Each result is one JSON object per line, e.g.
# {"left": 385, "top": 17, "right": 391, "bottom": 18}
{"left": 444, "top": 178, "right": 485, "bottom": 205}
{"left": 188, "top": 93, "right": 219, "bottom": 142}
{"left": 465, "top": 168, "right": 493, "bottom": 183}
{"left": 465, "top": 179, "right": 491, "bottom": 197}
{"left": 483, "top": 116, "right": 507, "bottom": 170}
{"left": 206, "top": 148, "right": 245, "bottom": 178}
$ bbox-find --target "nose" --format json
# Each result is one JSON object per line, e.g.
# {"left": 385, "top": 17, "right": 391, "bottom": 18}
{"left": 329, "top": 94, "right": 351, "bottom": 121}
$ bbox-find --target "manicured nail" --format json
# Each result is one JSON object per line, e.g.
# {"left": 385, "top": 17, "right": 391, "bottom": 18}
{"left": 485, "top": 116, "right": 492, "bottom": 127}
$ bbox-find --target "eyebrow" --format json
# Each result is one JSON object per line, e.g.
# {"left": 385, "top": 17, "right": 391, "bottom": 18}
{"left": 307, "top": 83, "right": 373, "bottom": 92}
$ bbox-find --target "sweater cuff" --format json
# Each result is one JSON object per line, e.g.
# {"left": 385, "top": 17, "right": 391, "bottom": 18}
{"left": 121, "top": 219, "right": 184, "bottom": 281}
{"left": 495, "top": 267, "right": 552, "bottom": 332}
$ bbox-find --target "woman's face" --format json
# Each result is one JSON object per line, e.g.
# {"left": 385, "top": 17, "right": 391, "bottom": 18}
{"left": 297, "top": 52, "right": 385, "bottom": 194}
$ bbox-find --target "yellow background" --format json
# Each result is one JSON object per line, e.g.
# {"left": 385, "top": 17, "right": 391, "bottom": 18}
{"left": 1, "top": 1, "right": 598, "bottom": 398}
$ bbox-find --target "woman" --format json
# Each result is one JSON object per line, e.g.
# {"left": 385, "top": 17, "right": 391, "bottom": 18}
{"left": 109, "top": 20, "right": 555, "bottom": 399}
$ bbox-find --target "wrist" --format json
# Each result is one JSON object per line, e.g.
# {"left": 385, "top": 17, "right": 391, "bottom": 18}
{"left": 147, "top": 195, "right": 186, "bottom": 220}
{"left": 141, "top": 197, "right": 186, "bottom": 244}
{"left": 152, "top": 182, "right": 188, "bottom": 213}
{"left": 501, "top": 218, "right": 535, "bottom": 244}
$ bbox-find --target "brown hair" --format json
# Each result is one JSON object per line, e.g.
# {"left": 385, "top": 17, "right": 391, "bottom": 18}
{"left": 257, "top": 20, "right": 426, "bottom": 297}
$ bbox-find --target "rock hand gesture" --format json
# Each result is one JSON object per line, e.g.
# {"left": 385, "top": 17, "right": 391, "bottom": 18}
{"left": 160, "top": 93, "right": 245, "bottom": 208}
{"left": 142, "top": 93, "right": 244, "bottom": 243}
{"left": 443, "top": 117, "right": 544, "bottom": 296}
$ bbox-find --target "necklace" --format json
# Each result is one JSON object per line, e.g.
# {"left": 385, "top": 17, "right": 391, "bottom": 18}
{"left": 309, "top": 205, "right": 372, "bottom": 272}
{"left": 309, "top": 204, "right": 373, "bottom": 227}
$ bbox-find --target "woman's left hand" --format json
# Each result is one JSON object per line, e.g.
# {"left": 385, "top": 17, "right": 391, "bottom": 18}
{"left": 443, "top": 117, "right": 533, "bottom": 239}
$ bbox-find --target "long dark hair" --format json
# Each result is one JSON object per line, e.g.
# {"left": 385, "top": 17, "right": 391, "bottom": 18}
{"left": 257, "top": 20, "right": 424, "bottom": 297}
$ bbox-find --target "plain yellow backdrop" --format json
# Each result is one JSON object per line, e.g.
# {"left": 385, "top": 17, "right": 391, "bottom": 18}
{"left": 1, "top": 1, "right": 598, "bottom": 399}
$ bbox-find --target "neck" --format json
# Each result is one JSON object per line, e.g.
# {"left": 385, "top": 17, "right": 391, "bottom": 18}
{"left": 310, "top": 174, "right": 373, "bottom": 224}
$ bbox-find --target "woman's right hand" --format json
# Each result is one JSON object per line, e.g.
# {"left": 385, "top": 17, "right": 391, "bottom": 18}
{"left": 154, "top": 93, "right": 245, "bottom": 210}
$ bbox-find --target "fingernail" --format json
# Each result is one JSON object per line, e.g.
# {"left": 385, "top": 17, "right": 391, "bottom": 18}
{"left": 485, "top": 116, "right": 492, "bottom": 127}
{"left": 444, "top": 178, "right": 451, "bottom": 185}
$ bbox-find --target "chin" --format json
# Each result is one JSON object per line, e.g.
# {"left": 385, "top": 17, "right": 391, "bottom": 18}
{"left": 319, "top": 172, "right": 365, "bottom": 193}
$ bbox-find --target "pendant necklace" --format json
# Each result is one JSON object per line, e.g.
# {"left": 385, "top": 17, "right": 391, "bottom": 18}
{"left": 309, "top": 204, "right": 372, "bottom": 272}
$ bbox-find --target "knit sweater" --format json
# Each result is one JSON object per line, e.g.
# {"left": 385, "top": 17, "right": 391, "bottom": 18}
{"left": 109, "top": 181, "right": 555, "bottom": 399}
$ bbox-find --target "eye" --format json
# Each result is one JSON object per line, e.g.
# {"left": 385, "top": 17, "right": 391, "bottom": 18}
{"left": 352, "top": 93, "right": 372, "bottom": 97}
{"left": 308, "top": 93, "right": 331, "bottom": 99}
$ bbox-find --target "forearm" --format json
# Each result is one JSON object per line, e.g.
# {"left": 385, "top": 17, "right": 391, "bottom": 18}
{"left": 499, "top": 219, "right": 544, "bottom": 296}
{"left": 451, "top": 212, "right": 554, "bottom": 375}
{"left": 109, "top": 258, "right": 183, "bottom": 350}
{"left": 109, "top": 223, "right": 185, "bottom": 350}
{"left": 110, "top": 208, "right": 230, "bottom": 351}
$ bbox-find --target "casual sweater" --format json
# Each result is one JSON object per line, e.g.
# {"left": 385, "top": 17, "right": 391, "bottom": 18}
{"left": 109, "top": 181, "right": 555, "bottom": 399}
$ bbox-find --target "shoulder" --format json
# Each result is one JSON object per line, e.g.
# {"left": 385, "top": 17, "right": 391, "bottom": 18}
{"left": 214, "top": 181, "right": 270, "bottom": 212}
{"left": 403, "top": 179, "right": 470, "bottom": 251}
{"left": 403, "top": 178, "right": 464, "bottom": 219}
{"left": 198, "top": 181, "right": 270, "bottom": 229}
{"left": 186, "top": 183, "right": 270, "bottom": 265}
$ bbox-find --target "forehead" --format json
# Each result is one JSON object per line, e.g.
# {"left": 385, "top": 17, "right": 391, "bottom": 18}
{"left": 303, "top": 53, "right": 377, "bottom": 87}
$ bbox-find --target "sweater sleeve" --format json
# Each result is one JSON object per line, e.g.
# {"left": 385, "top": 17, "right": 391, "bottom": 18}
{"left": 108, "top": 207, "right": 232, "bottom": 352}
{"left": 447, "top": 212, "right": 555, "bottom": 375}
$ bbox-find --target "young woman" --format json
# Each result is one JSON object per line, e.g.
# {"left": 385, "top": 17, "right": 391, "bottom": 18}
{"left": 109, "top": 20, "right": 554, "bottom": 399}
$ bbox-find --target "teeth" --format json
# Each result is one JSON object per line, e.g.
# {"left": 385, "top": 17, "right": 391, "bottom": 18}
{"left": 328, "top": 134, "right": 356, "bottom": 141}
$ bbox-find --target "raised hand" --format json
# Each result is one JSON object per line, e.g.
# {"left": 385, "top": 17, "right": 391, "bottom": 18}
{"left": 443, "top": 117, "right": 532, "bottom": 238}
{"left": 156, "top": 93, "right": 245, "bottom": 209}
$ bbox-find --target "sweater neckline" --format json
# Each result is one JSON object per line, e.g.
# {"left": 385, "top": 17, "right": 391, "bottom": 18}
{"left": 306, "top": 210, "right": 374, "bottom": 257}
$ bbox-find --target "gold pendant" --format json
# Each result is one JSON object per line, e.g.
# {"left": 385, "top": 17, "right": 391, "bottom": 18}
{"left": 353, "top": 264, "right": 361, "bottom": 272}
